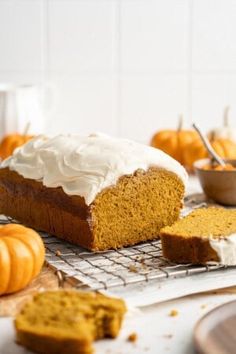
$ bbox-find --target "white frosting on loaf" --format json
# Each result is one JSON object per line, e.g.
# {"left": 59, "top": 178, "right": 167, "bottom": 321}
{"left": 1, "top": 133, "right": 188, "bottom": 205}
{"left": 209, "top": 234, "right": 236, "bottom": 265}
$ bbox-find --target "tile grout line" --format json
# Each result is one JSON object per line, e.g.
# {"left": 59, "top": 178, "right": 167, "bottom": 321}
{"left": 117, "top": 0, "right": 122, "bottom": 137}
{"left": 187, "top": 0, "right": 193, "bottom": 124}
{"left": 1, "top": 70, "right": 236, "bottom": 76}
{"left": 41, "top": 0, "right": 51, "bottom": 131}
{"left": 111, "top": 0, "right": 122, "bottom": 137}
{"left": 41, "top": 0, "right": 48, "bottom": 86}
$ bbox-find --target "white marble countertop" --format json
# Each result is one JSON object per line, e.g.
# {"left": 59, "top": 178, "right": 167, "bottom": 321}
{"left": 1, "top": 289, "right": 236, "bottom": 354}
{"left": 1, "top": 176, "right": 235, "bottom": 354}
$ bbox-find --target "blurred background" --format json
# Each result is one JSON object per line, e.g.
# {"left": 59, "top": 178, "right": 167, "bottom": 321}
{"left": 0, "top": 0, "right": 236, "bottom": 143}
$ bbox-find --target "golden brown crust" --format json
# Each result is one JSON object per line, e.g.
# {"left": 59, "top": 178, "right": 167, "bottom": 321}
{"left": 160, "top": 233, "right": 219, "bottom": 264}
{"left": 16, "top": 330, "right": 92, "bottom": 354}
{"left": 0, "top": 168, "right": 94, "bottom": 249}
{"left": 0, "top": 167, "right": 185, "bottom": 251}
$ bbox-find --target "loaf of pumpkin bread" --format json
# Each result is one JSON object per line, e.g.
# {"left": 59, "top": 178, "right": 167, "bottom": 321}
{"left": 0, "top": 134, "right": 187, "bottom": 251}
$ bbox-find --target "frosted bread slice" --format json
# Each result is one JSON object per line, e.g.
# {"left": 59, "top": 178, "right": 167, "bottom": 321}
{"left": 160, "top": 207, "right": 236, "bottom": 265}
{"left": 15, "top": 290, "right": 126, "bottom": 354}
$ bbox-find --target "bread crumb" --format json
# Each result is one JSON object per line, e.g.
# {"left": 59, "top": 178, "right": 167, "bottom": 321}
{"left": 129, "top": 265, "right": 138, "bottom": 273}
{"left": 169, "top": 309, "right": 178, "bottom": 317}
{"left": 163, "top": 334, "right": 173, "bottom": 339}
{"left": 55, "top": 250, "right": 62, "bottom": 256}
{"left": 201, "top": 304, "right": 207, "bottom": 309}
{"left": 127, "top": 332, "right": 137, "bottom": 342}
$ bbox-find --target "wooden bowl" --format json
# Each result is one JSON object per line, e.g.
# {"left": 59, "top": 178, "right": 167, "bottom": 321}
{"left": 194, "top": 158, "right": 236, "bottom": 206}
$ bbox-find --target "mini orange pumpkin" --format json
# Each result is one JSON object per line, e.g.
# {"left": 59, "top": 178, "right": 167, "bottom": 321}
{"left": 0, "top": 133, "right": 33, "bottom": 160}
{"left": 212, "top": 138, "right": 236, "bottom": 158}
{"left": 182, "top": 138, "right": 207, "bottom": 169}
{"left": 150, "top": 116, "right": 198, "bottom": 165}
{"left": 183, "top": 137, "right": 236, "bottom": 170}
{"left": 0, "top": 224, "right": 45, "bottom": 295}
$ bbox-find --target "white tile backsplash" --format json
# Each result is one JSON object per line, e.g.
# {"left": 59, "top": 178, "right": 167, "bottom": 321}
{"left": 120, "top": 0, "right": 189, "bottom": 74}
{"left": 48, "top": 0, "right": 115, "bottom": 74}
{"left": 120, "top": 74, "right": 188, "bottom": 142}
{"left": 0, "top": 0, "right": 42, "bottom": 72}
{"left": 46, "top": 74, "right": 116, "bottom": 136}
{"left": 0, "top": 71, "right": 44, "bottom": 86}
{"left": 193, "top": 0, "right": 236, "bottom": 71}
{"left": 0, "top": 0, "right": 236, "bottom": 141}
{"left": 191, "top": 74, "right": 227, "bottom": 131}
{"left": 225, "top": 76, "right": 236, "bottom": 123}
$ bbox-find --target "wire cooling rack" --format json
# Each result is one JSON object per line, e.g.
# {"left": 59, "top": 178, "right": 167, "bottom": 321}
{"left": 42, "top": 234, "right": 226, "bottom": 291}
{"left": 0, "top": 193, "right": 230, "bottom": 291}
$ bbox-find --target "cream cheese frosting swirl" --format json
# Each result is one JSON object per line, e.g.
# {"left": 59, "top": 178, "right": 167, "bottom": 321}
{"left": 209, "top": 233, "right": 236, "bottom": 265}
{"left": 1, "top": 133, "right": 188, "bottom": 205}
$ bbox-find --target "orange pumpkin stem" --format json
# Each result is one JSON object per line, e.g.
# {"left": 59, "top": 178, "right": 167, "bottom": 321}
{"left": 23, "top": 122, "right": 31, "bottom": 136}
{"left": 223, "top": 106, "right": 230, "bottom": 127}
{"left": 210, "top": 131, "right": 216, "bottom": 141}
{"left": 177, "top": 114, "right": 184, "bottom": 131}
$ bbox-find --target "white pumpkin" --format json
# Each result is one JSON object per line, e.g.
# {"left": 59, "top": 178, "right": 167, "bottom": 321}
{"left": 208, "top": 106, "right": 236, "bottom": 141}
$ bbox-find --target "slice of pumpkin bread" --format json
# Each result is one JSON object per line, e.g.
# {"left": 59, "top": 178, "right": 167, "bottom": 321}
{"left": 15, "top": 290, "right": 126, "bottom": 354}
{"left": 160, "top": 207, "right": 236, "bottom": 265}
